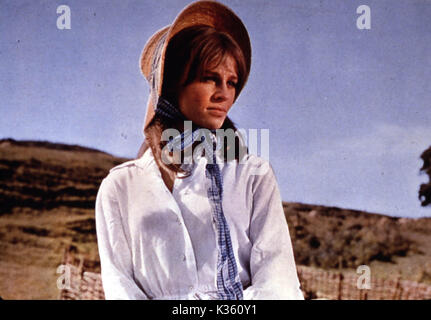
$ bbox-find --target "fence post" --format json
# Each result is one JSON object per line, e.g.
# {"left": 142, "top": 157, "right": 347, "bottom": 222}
{"left": 392, "top": 277, "right": 401, "bottom": 300}
{"left": 337, "top": 273, "right": 344, "bottom": 300}
{"left": 359, "top": 288, "right": 368, "bottom": 300}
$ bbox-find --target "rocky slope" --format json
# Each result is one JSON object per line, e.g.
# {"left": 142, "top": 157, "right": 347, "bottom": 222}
{"left": 0, "top": 138, "right": 128, "bottom": 213}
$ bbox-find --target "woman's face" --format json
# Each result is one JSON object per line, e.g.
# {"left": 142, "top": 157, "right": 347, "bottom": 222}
{"left": 178, "top": 55, "right": 238, "bottom": 130}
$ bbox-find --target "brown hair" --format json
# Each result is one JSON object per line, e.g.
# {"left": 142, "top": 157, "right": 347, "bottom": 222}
{"left": 162, "top": 25, "right": 247, "bottom": 105}
{"left": 138, "top": 25, "right": 248, "bottom": 178}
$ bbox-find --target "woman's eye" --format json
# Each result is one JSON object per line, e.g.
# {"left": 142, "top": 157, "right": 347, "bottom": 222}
{"left": 202, "top": 76, "right": 237, "bottom": 88}
{"left": 203, "top": 76, "right": 216, "bottom": 83}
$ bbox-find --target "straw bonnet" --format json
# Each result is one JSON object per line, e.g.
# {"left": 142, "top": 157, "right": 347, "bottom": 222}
{"left": 140, "top": 0, "right": 252, "bottom": 130}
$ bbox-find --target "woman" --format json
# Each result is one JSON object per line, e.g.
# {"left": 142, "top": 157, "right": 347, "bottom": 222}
{"left": 95, "top": 0, "right": 303, "bottom": 300}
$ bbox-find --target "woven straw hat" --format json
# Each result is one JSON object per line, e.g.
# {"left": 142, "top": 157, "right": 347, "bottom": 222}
{"left": 140, "top": 0, "right": 251, "bottom": 129}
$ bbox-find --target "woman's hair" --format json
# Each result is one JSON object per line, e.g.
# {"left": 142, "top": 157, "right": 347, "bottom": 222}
{"left": 138, "top": 25, "right": 249, "bottom": 178}
{"left": 162, "top": 25, "right": 247, "bottom": 105}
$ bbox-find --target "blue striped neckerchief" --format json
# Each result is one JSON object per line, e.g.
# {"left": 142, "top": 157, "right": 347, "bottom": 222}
{"left": 155, "top": 96, "right": 244, "bottom": 300}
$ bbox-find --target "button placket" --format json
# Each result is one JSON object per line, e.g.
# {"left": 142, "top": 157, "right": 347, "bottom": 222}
{"left": 169, "top": 170, "right": 199, "bottom": 289}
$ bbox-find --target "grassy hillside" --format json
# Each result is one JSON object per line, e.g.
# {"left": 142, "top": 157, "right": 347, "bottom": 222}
{"left": 283, "top": 202, "right": 431, "bottom": 283}
{"left": 0, "top": 138, "right": 430, "bottom": 299}
{"left": 0, "top": 138, "right": 128, "bottom": 213}
{"left": 0, "top": 138, "right": 127, "bottom": 299}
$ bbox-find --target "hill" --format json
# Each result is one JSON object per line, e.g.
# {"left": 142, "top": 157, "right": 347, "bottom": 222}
{"left": 0, "top": 138, "right": 128, "bottom": 213}
{"left": 0, "top": 138, "right": 430, "bottom": 299}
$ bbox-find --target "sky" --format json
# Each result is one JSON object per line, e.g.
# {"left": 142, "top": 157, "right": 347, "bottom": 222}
{"left": 1, "top": 0, "right": 430, "bottom": 218}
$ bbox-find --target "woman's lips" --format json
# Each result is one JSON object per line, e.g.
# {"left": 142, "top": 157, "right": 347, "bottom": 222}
{"left": 207, "top": 107, "right": 227, "bottom": 117}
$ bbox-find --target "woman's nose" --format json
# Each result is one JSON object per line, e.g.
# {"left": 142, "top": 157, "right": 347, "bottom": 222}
{"left": 212, "top": 82, "right": 230, "bottom": 102}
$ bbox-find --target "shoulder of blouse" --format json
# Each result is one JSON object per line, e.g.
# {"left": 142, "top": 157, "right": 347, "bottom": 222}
{"left": 99, "top": 154, "right": 153, "bottom": 190}
{"left": 108, "top": 149, "right": 154, "bottom": 175}
{"left": 109, "top": 159, "right": 140, "bottom": 173}
{"left": 99, "top": 155, "right": 154, "bottom": 199}
{"left": 237, "top": 153, "right": 272, "bottom": 177}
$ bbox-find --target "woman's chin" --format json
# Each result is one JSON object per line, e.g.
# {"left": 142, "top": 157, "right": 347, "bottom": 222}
{"left": 196, "top": 119, "right": 225, "bottom": 130}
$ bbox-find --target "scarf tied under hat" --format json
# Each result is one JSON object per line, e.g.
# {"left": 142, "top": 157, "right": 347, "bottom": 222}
{"left": 155, "top": 96, "right": 244, "bottom": 300}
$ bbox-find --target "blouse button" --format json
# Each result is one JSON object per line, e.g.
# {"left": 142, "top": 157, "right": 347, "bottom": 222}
{"left": 189, "top": 285, "right": 194, "bottom": 291}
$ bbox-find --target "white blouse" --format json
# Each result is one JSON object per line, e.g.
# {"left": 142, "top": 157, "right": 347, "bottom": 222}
{"left": 95, "top": 147, "right": 304, "bottom": 300}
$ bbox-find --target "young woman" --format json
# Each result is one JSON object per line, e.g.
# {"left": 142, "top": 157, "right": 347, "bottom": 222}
{"left": 95, "top": 0, "right": 303, "bottom": 300}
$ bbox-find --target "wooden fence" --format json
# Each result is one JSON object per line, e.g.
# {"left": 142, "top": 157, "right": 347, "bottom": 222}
{"left": 58, "top": 247, "right": 104, "bottom": 300}
{"left": 297, "top": 265, "right": 431, "bottom": 300}
{"left": 58, "top": 247, "right": 431, "bottom": 300}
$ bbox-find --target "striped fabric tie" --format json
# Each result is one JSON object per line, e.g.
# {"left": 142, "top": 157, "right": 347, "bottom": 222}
{"left": 155, "top": 97, "right": 244, "bottom": 300}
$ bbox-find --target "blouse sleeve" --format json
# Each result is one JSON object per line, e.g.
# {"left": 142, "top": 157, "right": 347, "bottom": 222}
{"left": 95, "top": 176, "right": 149, "bottom": 300}
{"left": 243, "top": 162, "right": 304, "bottom": 300}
